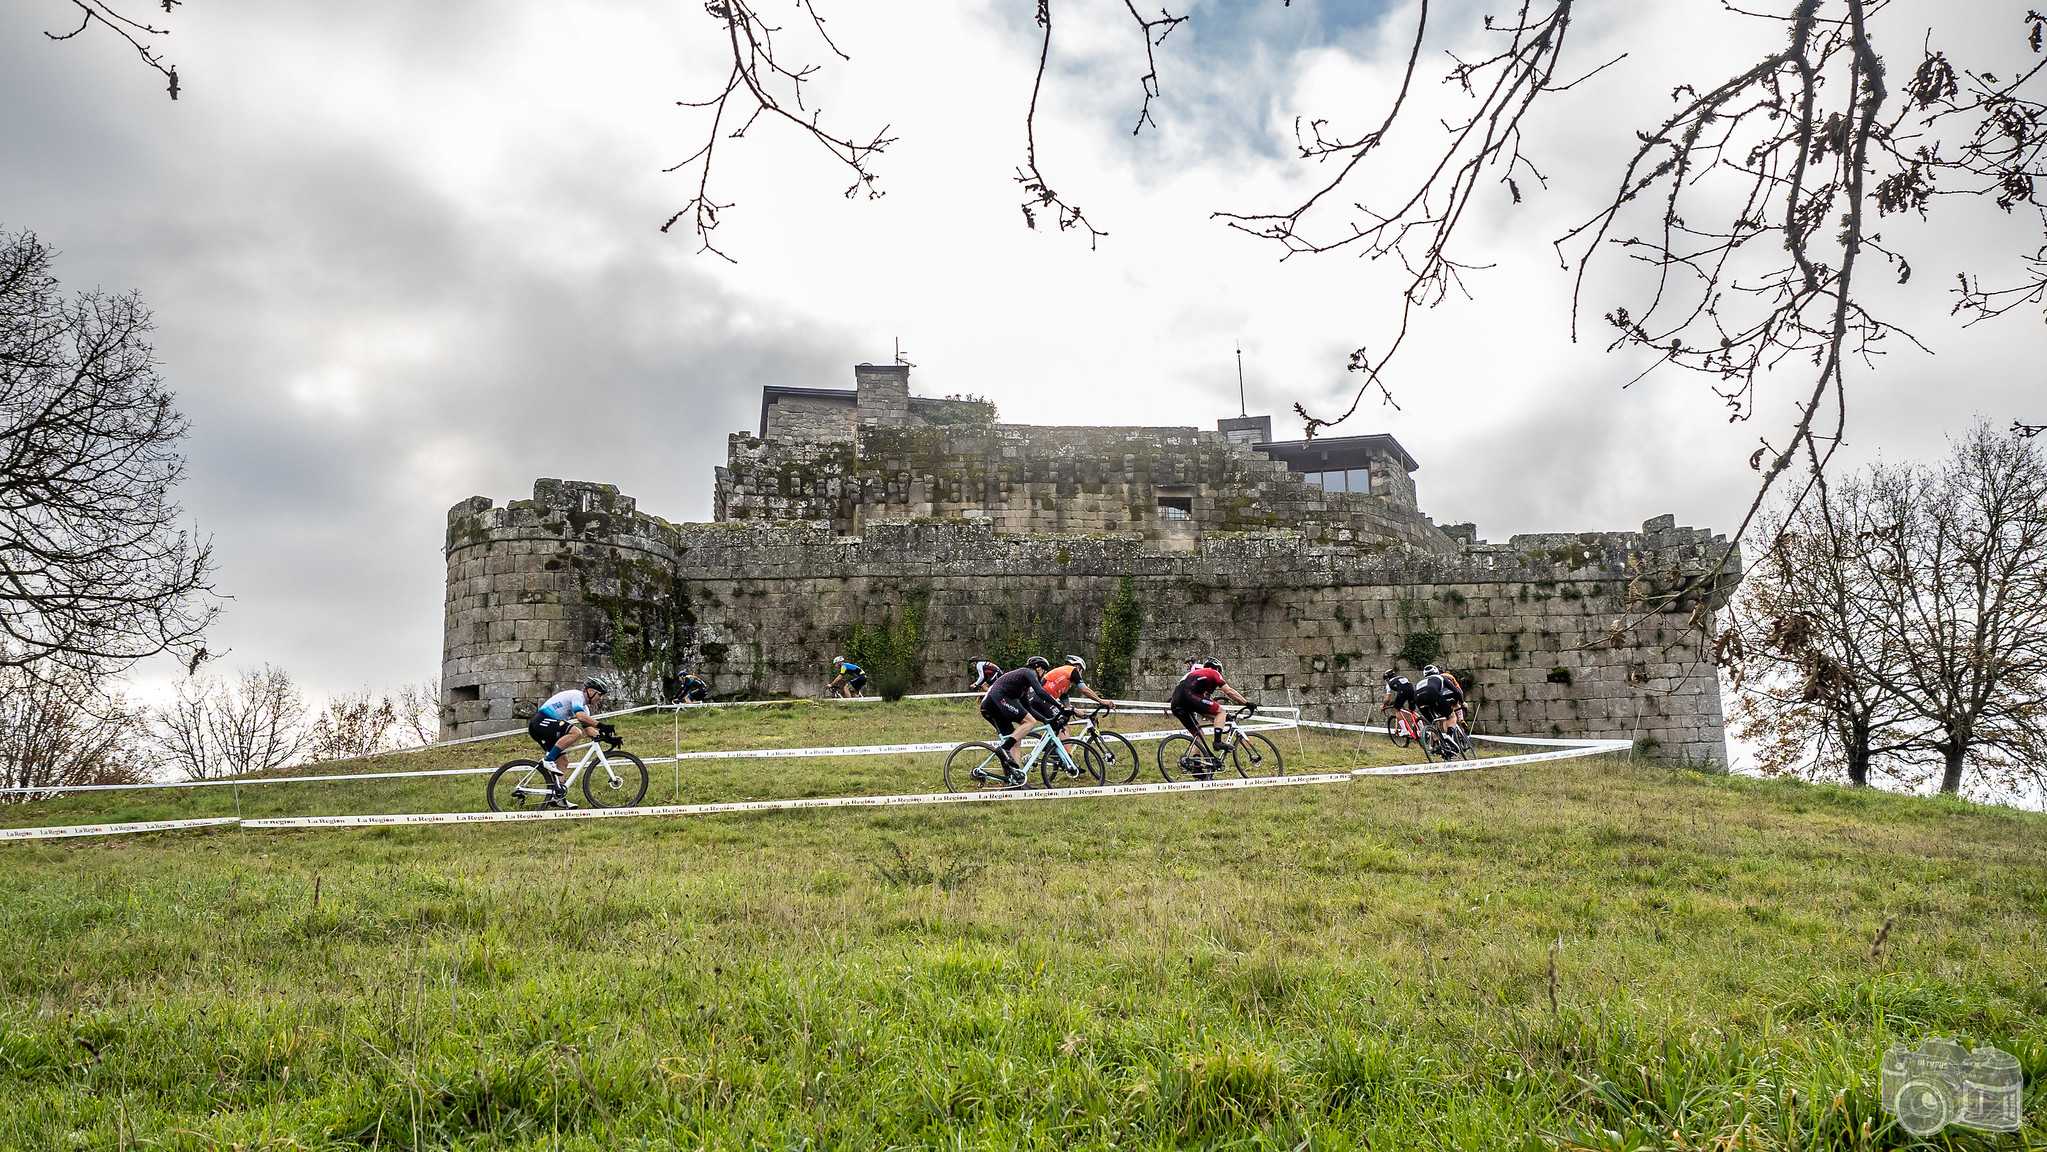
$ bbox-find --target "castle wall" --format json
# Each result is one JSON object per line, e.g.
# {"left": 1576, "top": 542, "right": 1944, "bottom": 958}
{"left": 762, "top": 395, "right": 857, "bottom": 442}
{"left": 715, "top": 423, "right": 1459, "bottom": 553}
{"left": 443, "top": 483, "right": 1737, "bottom": 763}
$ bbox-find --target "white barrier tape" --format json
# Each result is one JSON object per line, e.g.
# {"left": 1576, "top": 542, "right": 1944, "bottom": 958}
{"left": 1350, "top": 740, "right": 1631, "bottom": 778}
{"left": 243, "top": 770, "right": 1361, "bottom": 830}
{"left": 1295, "top": 717, "right": 1613, "bottom": 749}
{"left": 0, "top": 714, "right": 1298, "bottom": 793}
{"left": 0, "top": 729, "right": 1619, "bottom": 842}
{"left": 0, "top": 817, "right": 241, "bottom": 843}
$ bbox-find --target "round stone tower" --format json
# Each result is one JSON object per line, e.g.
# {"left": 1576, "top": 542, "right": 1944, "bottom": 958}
{"left": 440, "top": 479, "right": 684, "bottom": 737}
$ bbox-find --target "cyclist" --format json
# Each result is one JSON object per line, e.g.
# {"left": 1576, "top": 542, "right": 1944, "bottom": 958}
{"left": 528, "top": 676, "right": 612, "bottom": 808}
{"left": 677, "top": 673, "right": 711, "bottom": 703}
{"left": 968, "top": 657, "right": 1002, "bottom": 692}
{"left": 1413, "top": 664, "right": 1466, "bottom": 744}
{"left": 827, "top": 656, "right": 867, "bottom": 699}
{"left": 978, "top": 655, "right": 1063, "bottom": 787}
{"left": 1168, "top": 658, "right": 1252, "bottom": 775}
{"left": 1040, "top": 654, "right": 1113, "bottom": 711}
{"left": 1381, "top": 667, "right": 1417, "bottom": 715}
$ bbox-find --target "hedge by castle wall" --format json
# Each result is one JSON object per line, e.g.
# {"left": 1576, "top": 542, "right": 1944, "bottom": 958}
{"left": 443, "top": 483, "right": 1737, "bottom": 762}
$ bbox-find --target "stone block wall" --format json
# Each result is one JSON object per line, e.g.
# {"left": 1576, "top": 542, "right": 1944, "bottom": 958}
{"left": 762, "top": 395, "right": 857, "bottom": 442}
{"left": 444, "top": 484, "right": 1739, "bottom": 762}
{"left": 715, "top": 422, "right": 1458, "bottom": 552}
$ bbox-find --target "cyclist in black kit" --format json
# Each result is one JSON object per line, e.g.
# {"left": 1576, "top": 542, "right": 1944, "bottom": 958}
{"left": 978, "top": 656, "right": 1063, "bottom": 786}
{"left": 1381, "top": 668, "right": 1416, "bottom": 715}
{"left": 1412, "top": 664, "right": 1465, "bottom": 741}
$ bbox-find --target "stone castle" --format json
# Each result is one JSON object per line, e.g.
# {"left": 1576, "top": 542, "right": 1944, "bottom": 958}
{"left": 441, "top": 362, "right": 1739, "bottom": 761}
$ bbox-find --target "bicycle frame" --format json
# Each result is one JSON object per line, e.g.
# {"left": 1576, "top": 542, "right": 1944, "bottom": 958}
{"left": 509, "top": 738, "right": 626, "bottom": 801}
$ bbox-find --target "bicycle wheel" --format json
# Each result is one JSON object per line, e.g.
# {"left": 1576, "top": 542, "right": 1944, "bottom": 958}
{"left": 1041, "top": 739, "right": 1104, "bottom": 789}
{"left": 487, "top": 759, "right": 552, "bottom": 812}
{"left": 1090, "top": 730, "right": 1141, "bottom": 784}
{"left": 1158, "top": 734, "right": 1231, "bottom": 782}
{"left": 1229, "top": 731, "right": 1285, "bottom": 777}
{"left": 1385, "top": 714, "right": 1412, "bottom": 748}
{"left": 582, "top": 750, "right": 650, "bottom": 808}
{"left": 944, "top": 742, "right": 1014, "bottom": 792}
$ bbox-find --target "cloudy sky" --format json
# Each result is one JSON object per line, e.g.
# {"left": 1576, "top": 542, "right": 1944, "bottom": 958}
{"left": 2, "top": 0, "right": 2040, "bottom": 708}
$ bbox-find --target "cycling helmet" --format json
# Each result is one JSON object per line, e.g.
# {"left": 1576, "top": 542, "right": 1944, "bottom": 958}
{"left": 1383, "top": 668, "right": 1400, "bottom": 682}
{"left": 1025, "top": 655, "right": 1052, "bottom": 672}
{"left": 833, "top": 655, "right": 847, "bottom": 665}
{"left": 1065, "top": 654, "right": 1087, "bottom": 672}
{"left": 1197, "top": 658, "right": 1224, "bottom": 673}
{"left": 584, "top": 676, "right": 612, "bottom": 695}
{"left": 1422, "top": 664, "right": 1440, "bottom": 676}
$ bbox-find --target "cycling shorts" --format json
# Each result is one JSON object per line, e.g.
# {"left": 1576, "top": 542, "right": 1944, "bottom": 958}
{"left": 528, "top": 715, "right": 570, "bottom": 751}
{"left": 980, "top": 692, "right": 1058, "bottom": 736}
{"left": 1169, "top": 682, "right": 1222, "bottom": 724}
{"left": 1414, "top": 688, "right": 1458, "bottom": 722}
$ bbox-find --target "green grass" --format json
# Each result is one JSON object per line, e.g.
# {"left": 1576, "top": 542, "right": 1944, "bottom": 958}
{"left": 1, "top": 699, "right": 2041, "bottom": 1149}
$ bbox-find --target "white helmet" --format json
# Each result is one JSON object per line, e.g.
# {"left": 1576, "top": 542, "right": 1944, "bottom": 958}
{"left": 1065, "top": 654, "right": 1087, "bottom": 672}
{"left": 1423, "top": 664, "right": 1441, "bottom": 676}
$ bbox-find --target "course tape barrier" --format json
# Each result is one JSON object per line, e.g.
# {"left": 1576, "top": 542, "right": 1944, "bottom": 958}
{"left": 0, "top": 710, "right": 1298, "bottom": 795}
{"left": 0, "top": 709, "right": 1630, "bottom": 842}
{"left": 242, "top": 771, "right": 1362, "bottom": 830}
{"left": 0, "top": 817, "right": 241, "bottom": 843}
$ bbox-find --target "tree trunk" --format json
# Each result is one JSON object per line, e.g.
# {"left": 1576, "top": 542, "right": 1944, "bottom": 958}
{"left": 1845, "top": 721, "right": 1871, "bottom": 787}
{"left": 1941, "top": 743, "right": 1965, "bottom": 795}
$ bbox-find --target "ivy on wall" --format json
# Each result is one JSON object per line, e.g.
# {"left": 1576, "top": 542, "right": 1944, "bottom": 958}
{"left": 846, "top": 588, "right": 931, "bottom": 701}
{"left": 1094, "top": 577, "right": 1144, "bottom": 697}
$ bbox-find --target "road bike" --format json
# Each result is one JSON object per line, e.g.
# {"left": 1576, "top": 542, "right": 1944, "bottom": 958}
{"left": 487, "top": 723, "right": 650, "bottom": 811}
{"left": 1067, "top": 704, "right": 1142, "bottom": 785}
{"left": 943, "top": 714, "right": 1104, "bottom": 792}
{"left": 1384, "top": 705, "right": 1428, "bottom": 748}
{"left": 1156, "top": 706, "right": 1284, "bottom": 781}
{"left": 1419, "top": 712, "right": 1473, "bottom": 762}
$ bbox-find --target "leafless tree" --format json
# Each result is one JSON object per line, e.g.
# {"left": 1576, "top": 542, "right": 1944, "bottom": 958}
{"left": 305, "top": 689, "right": 399, "bottom": 762}
{"left": 666, "top": 3, "right": 2044, "bottom": 554}
{"left": 1863, "top": 422, "right": 2047, "bottom": 796}
{"left": 1720, "top": 475, "right": 1928, "bottom": 786}
{"left": 0, "top": 653, "right": 150, "bottom": 800}
{"left": 1, "top": 228, "right": 217, "bottom": 692}
{"left": 393, "top": 679, "right": 441, "bottom": 747}
{"left": 38, "top": 1, "right": 182, "bottom": 98}
{"left": 149, "top": 665, "right": 306, "bottom": 780}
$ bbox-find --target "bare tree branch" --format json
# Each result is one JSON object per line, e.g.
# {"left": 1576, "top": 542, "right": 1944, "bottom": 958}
{"left": 41, "top": 0, "right": 182, "bottom": 99}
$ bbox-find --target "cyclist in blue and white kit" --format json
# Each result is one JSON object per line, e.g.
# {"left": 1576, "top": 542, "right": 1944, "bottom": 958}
{"left": 827, "top": 656, "right": 867, "bottom": 699}
{"left": 528, "top": 676, "right": 611, "bottom": 807}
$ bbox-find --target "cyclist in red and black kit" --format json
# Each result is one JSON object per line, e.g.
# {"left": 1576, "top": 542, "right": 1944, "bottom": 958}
{"left": 979, "top": 656, "right": 1064, "bottom": 787}
{"left": 1169, "top": 658, "right": 1252, "bottom": 773}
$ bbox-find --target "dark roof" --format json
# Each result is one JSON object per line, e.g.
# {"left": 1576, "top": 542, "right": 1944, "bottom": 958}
{"left": 758, "top": 385, "right": 854, "bottom": 438}
{"left": 1256, "top": 433, "right": 1420, "bottom": 473}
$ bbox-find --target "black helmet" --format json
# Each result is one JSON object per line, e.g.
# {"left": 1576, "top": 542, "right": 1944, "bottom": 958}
{"left": 584, "top": 676, "right": 612, "bottom": 695}
{"left": 1197, "top": 658, "right": 1223, "bottom": 673}
{"left": 1025, "top": 655, "right": 1052, "bottom": 672}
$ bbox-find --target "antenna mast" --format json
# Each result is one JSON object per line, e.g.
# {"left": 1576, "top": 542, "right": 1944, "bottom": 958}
{"left": 1235, "top": 344, "right": 1247, "bottom": 417}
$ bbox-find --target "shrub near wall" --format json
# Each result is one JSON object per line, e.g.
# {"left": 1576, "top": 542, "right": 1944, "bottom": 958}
{"left": 846, "top": 591, "right": 929, "bottom": 701}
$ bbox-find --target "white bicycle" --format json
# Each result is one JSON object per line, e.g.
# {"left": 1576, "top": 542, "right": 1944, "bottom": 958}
{"left": 487, "top": 723, "right": 650, "bottom": 811}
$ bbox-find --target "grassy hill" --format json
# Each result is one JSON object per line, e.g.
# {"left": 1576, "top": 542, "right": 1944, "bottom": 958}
{"left": 1, "top": 699, "right": 2040, "bottom": 1149}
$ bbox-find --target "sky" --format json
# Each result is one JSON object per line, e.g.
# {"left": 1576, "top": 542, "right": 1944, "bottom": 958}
{"left": 2, "top": 0, "right": 2041, "bottom": 713}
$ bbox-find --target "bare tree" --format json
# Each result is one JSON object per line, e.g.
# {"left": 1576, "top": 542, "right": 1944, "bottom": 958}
{"left": 305, "top": 689, "right": 398, "bottom": 763}
{"left": 1721, "top": 475, "right": 1928, "bottom": 786}
{"left": 150, "top": 665, "right": 306, "bottom": 780}
{"left": 393, "top": 679, "right": 441, "bottom": 747}
{"left": 0, "top": 653, "right": 149, "bottom": 800}
{"left": 1, "top": 228, "right": 217, "bottom": 691}
{"left": 665, "top": 3, "right": 2045, "bottom": 554}
{"left": 1864, "top": 423, "right": 2047, "bottom": 796}
{"left": 38, "top": 1, "right": 181, "bottom": 98}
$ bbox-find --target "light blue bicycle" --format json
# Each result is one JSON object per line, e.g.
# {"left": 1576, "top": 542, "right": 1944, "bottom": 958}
{"left": 943, "top": 714, "right": 1104, "bottom": 792}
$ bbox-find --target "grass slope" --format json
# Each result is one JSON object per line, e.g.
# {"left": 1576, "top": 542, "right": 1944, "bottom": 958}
{"left": 0, "top": 699, "right": 2041, "bottom": 1150}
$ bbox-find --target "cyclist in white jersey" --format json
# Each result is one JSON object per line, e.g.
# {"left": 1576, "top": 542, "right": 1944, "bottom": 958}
{"left": 528, "top": 676, "right": 611, "bottom": 807}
